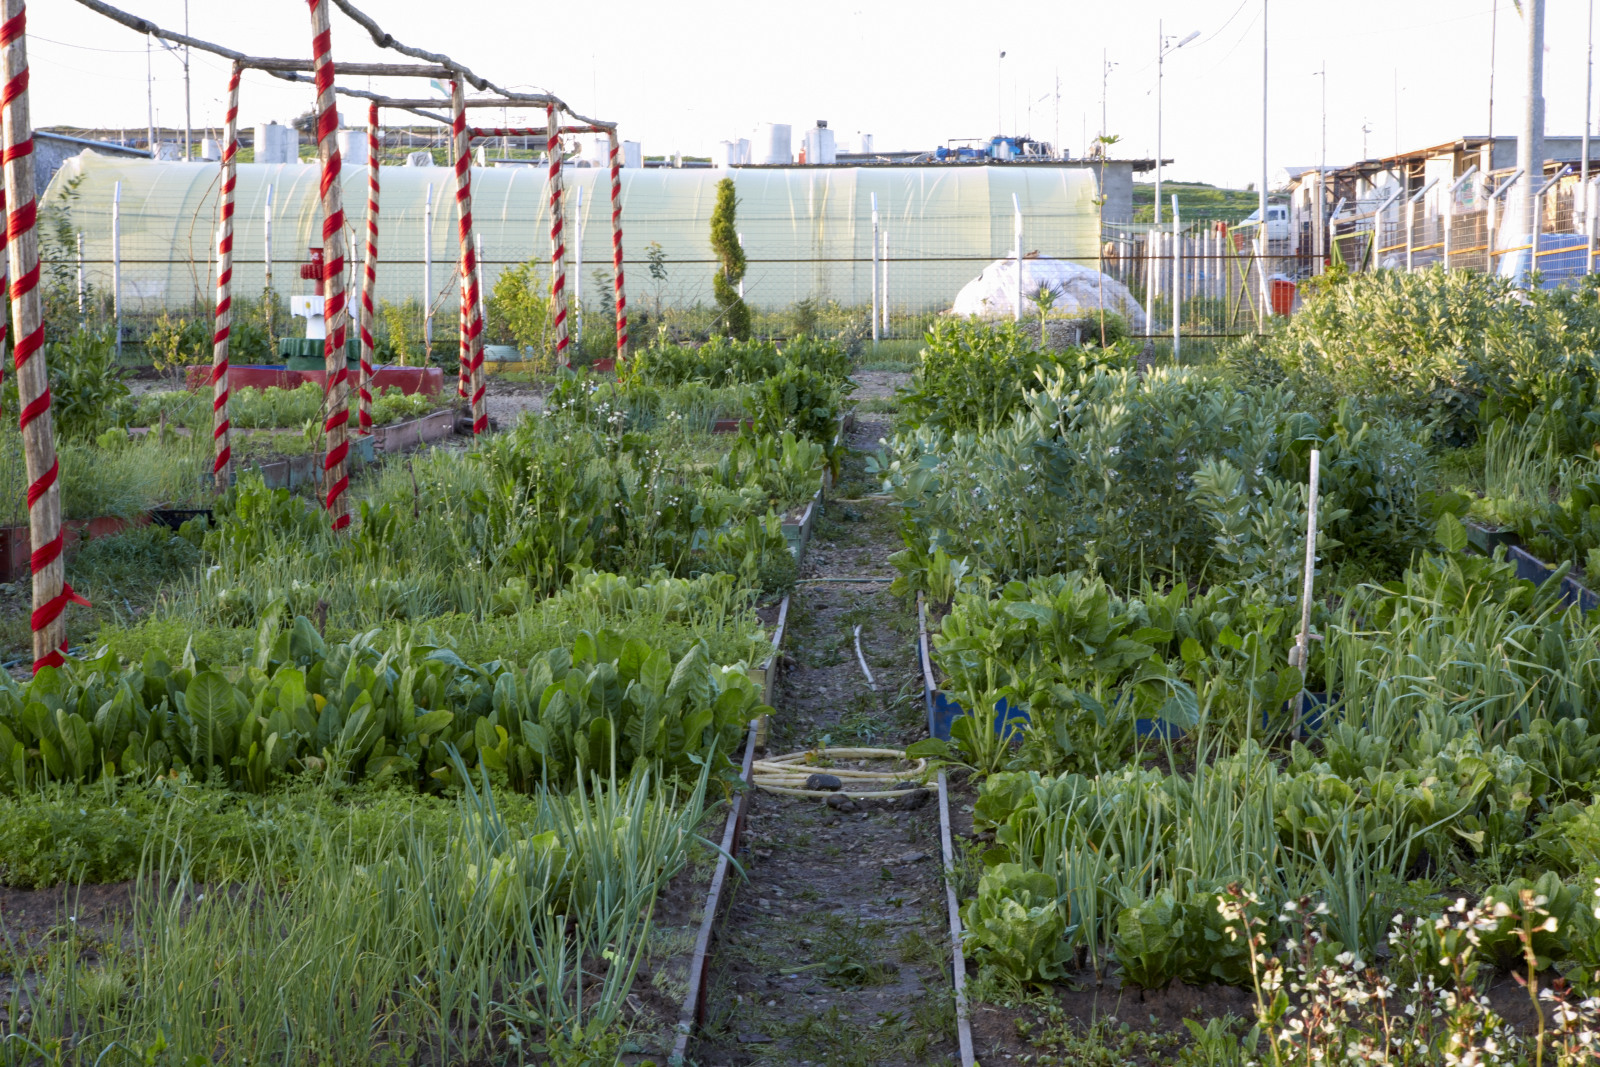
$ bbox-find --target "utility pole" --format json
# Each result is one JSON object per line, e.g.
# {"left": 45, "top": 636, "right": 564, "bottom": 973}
{"left": 1489, "top": 0, "right": 1499, "bottom": 152}
{"left": 1259, "top": 0, "right": 1269, "bottom": 331}
{"left": 183, "top": 0, "right": 191, "bottom": 160}
{"left": 1584, "top": 0, "right": 1594, "bottom": 229}
{"left": 997, "top": 50, "right": 1006, "bottom": 136}
{"left": 145, "top": 33, "right": 153, "bottom": 153}
{"left": 1512, "top": 0, "right": 1546, "bottom": 268}
{"left": 1155, "top": 23, "right": 1200, "bottom": 226}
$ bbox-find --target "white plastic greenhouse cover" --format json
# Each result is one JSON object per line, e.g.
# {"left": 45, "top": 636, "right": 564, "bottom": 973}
{"left": 43, "top": 151, "right": 1100, "bottom": 315}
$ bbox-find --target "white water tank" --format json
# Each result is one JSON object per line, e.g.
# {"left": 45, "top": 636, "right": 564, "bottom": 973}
{"left": 200, "top": 136, "right": 221, "bottom": 161}
{"left": 804, "top": 121, "right": 836, "bottom": 165}
{"left": 858, "top": 133, "right": 874, "bottom": 155}
{"left": 582, "top": 135, "right": 608, "bottom": 167}
{"left": 753, "top": 123, "right": 791, "bottom": 164}
{"left": 254, "top": 122, "right": 297, "bottom": 165}
{"left": 716, "top": 139, "right": 752, "bottom": 167}
{"left": 621, "top": 140, "right": 642, "bottom": 168}
{"left": 337, "top": 128, "right": 368, "bottom": 166}
{"left": 405, "top": 150, "right": 434, "bottom": 167}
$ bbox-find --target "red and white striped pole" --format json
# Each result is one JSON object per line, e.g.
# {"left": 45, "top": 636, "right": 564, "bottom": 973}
{"left": 608, "top": 130, "right": 628, "bottom": 363}
{"left": 357, "top": 100, "right": 378, "bottom": 434}
{"left": 210, "top": 61, "right": 240, "bottom": 491}
{"left": 452, "top": 83, "right": 468, "bottom": 400}
{"left": 450, "top": 79, "right": 485, "bottom": 427}
{"left": 546, "top": 106, "right": 570, "bottom": 368}
{"left": 2, "top": 1, "right": 76, "bottom": 671}
{"left": 307, "top": 0, "right": 350, "bottom": 531}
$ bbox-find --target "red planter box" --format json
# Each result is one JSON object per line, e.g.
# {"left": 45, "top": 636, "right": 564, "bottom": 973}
{"left": 183, "top": 365, "right": 445, "bottom": 397}
{"left": 0, "top": 514, "right": 150, "bottom": 582}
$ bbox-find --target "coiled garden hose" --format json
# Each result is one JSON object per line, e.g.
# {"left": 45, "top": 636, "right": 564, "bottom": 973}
{"left": 752, "top": 746, "right": 927, "bottom": 798}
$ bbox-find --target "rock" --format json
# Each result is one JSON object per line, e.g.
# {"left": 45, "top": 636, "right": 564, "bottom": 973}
{"left": 825, "top": 794, "right": 859, "bottom": 813}
{"left": 1136, "top": 340, "right": 1156, "bottom": 377}
{"left": 805, "top": 773, "right": 843, "bottom": 792}
{"left": 896, "top": 851, "right": 930, "bottom": 865}
{"left": 893, "top": 787, "right": 932, "bottom": 811}
{"left": 738, "top": 1033, "right": 774, "bottom": 1044}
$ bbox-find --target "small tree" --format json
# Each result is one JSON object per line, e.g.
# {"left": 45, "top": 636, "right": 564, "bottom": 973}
{"left": 710, "top": 178, "right": 750, "bottom": 340}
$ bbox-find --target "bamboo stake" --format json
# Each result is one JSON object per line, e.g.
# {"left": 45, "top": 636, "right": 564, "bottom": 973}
{"left": 308, "top": 0, "right": 351, "bottom": 531}
{"left": 210, "top": 61, "right": 240, "bottom": 491}
{"left": 2, "top": 1, "right": 74, "bottom": 670}
{"left": 357, "top": 100, "right": 378, "bottom": 434}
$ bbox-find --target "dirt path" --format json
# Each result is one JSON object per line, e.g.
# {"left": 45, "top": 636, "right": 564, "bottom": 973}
{"left": 687, "top": 416, "right": 960, "bottom": 1067}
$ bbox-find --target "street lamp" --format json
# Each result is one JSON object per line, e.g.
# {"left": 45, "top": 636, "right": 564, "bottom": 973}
{"left": 1154, "top": 23, "right": 1199, "bottom": 224}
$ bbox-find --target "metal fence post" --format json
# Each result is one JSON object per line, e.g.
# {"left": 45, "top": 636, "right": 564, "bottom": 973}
{"left": 1588, "top": 180, "right": 1597, "bottom": 275}
{"left": 881, "top": 228, "right": 889, "bottom": 336}
{"left": 574, "top": 184, "right": 584, "bottom": 345}
{"left": 263, "top": 183, "right": 274, "bottom": 338}
{"left": 75, "top": 232, "right": 83, "bottom": 321}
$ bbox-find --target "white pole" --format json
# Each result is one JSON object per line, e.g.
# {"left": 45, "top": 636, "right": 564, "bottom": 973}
{"left": 870, "top": 191, "right": 880, "bottom": 343}
{"left": 1259, "top": 0, "right": 1269, "bottom": 331}
{"left": 263, "top": 183, "right": 274, "bottom": 296}
{"left": 423, "top": 182, "right": 434, "bottom": 350}
{"left": 1512, "top": 0, "right": 1546, "bottom": 280}
{"left": 1172, "top": 194, "right": 1180, "bottom": 361}
{"left": 1589, "top": 180, "right": 1598, "bottom": 274}
{"left": 476, "top": 232, "right": 488, "bottom": 341}
{"left": 575, "top": 184, "right": 584, "bottom": 345}
{"left": 112, "top": 180, "right": 122, "bottom": 357}
{"left": 1405, "top": 198, "right": 1415, "bottom": 271}
{"left": 75, "top": 232, "right": 84, "bottom": 320}
{"left": 737, "top": 232, "right": 744, "bottom": 299}
{"left": 1012, "top": 192, "right": 1023, "bottom": 322}
{"left": 1585, "top": 0, "right": 1594, "bottom": 236}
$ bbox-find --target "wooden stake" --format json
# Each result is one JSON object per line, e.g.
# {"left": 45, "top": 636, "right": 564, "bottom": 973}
{"left": 308, "top": 0, "right": 350, "bottom": 531}
{"left": 210, "top": 61, "right": 240, "bottom": 491}
{"left": 2, "top": 0, "right": 71, "bottom": 670}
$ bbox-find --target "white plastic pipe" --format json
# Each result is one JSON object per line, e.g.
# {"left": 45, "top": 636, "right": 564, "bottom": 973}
{"left": 263, "top": 183, "right": 274, "bottom": 295}
{"left": 112, "top": 180, "right": 122, "bottom": 356}
{"left": 476, "top": 232, "right": 487, "bottom": 341}
{"left": 1172, "top": 194, "right": 1180, "bottom": 361}
{"left": 423, "top": 182, "right": 433, "bottom": 349}
{"left": 574, "top": 185, "right": 585, "bottom": 344}
{"left": 76, "top": 232, "right": 84, "bottom": 320}
{"left": 870, "top": 192, "right": 880, "bottom": 343}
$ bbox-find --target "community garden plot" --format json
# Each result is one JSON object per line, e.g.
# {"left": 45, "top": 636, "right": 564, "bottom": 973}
{"left": 856, "top": 272, "right": 1600, "bottom": 1065}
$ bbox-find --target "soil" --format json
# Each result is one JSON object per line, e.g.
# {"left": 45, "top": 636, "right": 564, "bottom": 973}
{"left": 483, "top": 372, "right": 548, "bottom": 426}
{"left": 687, "top": 414, "right": 961, "bottom": 1067}
{"left": 846, "top": 371, "right": 909, "bottom": 402}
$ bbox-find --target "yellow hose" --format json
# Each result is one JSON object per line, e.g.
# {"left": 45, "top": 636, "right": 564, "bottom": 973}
{"left": 751, "top": 746, "right": 928, "bottom": 798}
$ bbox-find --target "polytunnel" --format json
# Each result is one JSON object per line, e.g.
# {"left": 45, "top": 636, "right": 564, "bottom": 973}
{"left": 42, "top": 151, "right": 1101, "bottom": 317}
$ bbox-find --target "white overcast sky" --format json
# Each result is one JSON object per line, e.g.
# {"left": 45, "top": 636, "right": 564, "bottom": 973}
{"left": 25, "top": 1, "right": 1600, "bottom": 188}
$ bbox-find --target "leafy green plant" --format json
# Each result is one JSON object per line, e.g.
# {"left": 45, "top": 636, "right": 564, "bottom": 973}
{"left": 962, "top": 863, "right": 1074, "bottom": 984}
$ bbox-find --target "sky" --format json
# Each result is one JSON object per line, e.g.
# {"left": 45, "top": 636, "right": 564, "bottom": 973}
{"left": 26, "top": 1, "right": 1600, "bottom": 189}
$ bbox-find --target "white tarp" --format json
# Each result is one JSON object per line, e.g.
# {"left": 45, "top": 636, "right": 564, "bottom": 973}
{"left": 950, "top": 254, "right": 1147, "bottom": 331}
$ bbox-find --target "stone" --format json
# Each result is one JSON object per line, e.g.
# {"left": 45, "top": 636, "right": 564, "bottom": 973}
{"left": 739, "top": 1033, "right": 774, "bottom": 1044}
{"left": 825, "top": 794, "right": 859, "bottom": 813}
{"left": 896, "top": 851, "right": 930, "bottom": 865}
{"left": 805, "top": 773, "right": 843, "bottom": 792}
{"left": 893, "top": 787, "right": 932, "bottom": 812}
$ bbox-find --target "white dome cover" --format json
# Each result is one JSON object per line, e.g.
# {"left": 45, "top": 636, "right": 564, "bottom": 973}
{"left": 951, "top": 255, "right": 1147, "bottom": 332}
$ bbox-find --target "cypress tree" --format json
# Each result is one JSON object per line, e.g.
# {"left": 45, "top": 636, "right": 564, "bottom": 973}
{"left": 710, "top": 178, "right": 751, "bottom": 340}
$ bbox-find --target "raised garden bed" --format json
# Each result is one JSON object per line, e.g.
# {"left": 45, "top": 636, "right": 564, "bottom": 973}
{"left": 0, "top": 514, "right": 151, "bottom": 582}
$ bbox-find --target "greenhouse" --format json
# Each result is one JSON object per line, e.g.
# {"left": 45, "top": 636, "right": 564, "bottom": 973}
{"left": 44, "top": 151, "right": 1100, "bottom": 316}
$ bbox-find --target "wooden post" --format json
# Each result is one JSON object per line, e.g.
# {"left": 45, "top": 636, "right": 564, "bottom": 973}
{"left": 307, "top": 0, "right": 350, "bottom": 531}
{"left": 357, "top": 101, "right": 379, "bottom": 434}
{"left": 210, "top": 61, "right": 240, "bottom": 492}
{"left": 607, "top": 129, "right": 628, "bottom": 362}
{"left": 449, "top": 79, "right": 485, "bottom": 430}
{"left": 547, "top": 106, "right": 570, "bottom": 368}
{"left": 2, "top": 1, "right": 72, "bottom": 670}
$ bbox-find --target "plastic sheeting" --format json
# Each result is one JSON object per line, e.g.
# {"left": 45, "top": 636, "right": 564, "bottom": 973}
{"left": 951, "top": 255, "right": 1148, "bottom": 330}
{"left": 43, "top": 151, "right": 1100, "bottom": 314}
